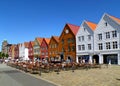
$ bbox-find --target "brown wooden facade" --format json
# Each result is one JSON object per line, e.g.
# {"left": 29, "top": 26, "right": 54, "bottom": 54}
{"left": 58, "top": 24, "right": 79, "bottom": 62}
{"left": 48, "top": 36, "right": 59, "bottom": 61}
{"left": 14, "top": 44, "right": 19, "bottom": 59}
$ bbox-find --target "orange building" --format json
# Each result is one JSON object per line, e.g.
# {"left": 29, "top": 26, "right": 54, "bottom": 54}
{"left": 11, "top": 45, "right": 15, "bottom": 59}
{"left": 14, "top": 44, "right": 19, "bottom": 59}
{"left": 48, "top": 36, "right": 59, "bottom": 61}
{"left": 58, "top": 23, "right": 79, "bottom": 62}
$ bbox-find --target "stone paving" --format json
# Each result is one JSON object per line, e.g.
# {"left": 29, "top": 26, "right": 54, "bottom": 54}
{"left": 1, "top": 63, "right": 120, "bottom": 86}
{"left": 33, "top": 65, "right": 120, "bottom": 86}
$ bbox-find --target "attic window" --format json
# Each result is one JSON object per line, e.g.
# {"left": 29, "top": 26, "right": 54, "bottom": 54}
{"left": 105, "top": 22, "right": 107, "bottom": 26}
{"left": 84, "top": 28, "right": 86, "bottom": 31}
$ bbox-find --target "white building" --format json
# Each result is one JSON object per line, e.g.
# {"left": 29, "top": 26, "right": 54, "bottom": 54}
{"left": 76, "top": 20, "right": 97, "bottom": 63}
{"left": 19, "top": 42, "right": 29, "bottom": 61}
{"left": 94, "top": 13, "right": 120, "bottom": 65}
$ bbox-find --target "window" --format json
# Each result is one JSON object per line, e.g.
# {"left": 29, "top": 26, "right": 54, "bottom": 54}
{"left": 88, "top": 44, "right": 91, "bottom": 50}
{"left": 82, "top": 45, "right": 85, "bottom": 50}
{"left": 78, "top": 36, "right": 84, "bottom": 41}
{"left": 68, "top": 46, "right": 71, "bottom": 52}
{"left": 67, "top": 38, "right": 71, "bottom": 43}
{"left": 54, "top": 44, "right": 56, "bottom": 48}
{"left": 105, "top": 22, "right": 107, "bottom": 26}
{"left": 62, "top": 47, "right": 65, "bottom": 52}
{"left": 98, "top": 34, "right": 102, "bottom": 40}
{"left": 62, "top": 39, "right": 64, "bottom": 44}
{"left": 106, "top": 42, "right": 111, "bottom": 49}
{"left": 106, "top": 32, "right": 110, "bottom": 39}
{"left": 113, "top": 41, "right": 118, "bottom": 49}
{"left": 78, "top": 45, "right": 81, "bottom": 51}
{"left": 82, "top": 36, "right": 84, "bottom": 41}
{"left": 71, "top": 38, "right": 75, "bottom": 43}
{"left": 98, "top": 43, "right": 103, "bottom": 50}
{"left": 78, "top": 37, "right": 81, "bottom": 41}
{"left": 84, "top": 28, "right": 86, "bottom": 31}
{"left": 71, "top": 46, "right": 75, "bottom": 51}
{"left": 88, "top": 35, "right": 91, "bottom": 40}
{"left": 112, "top": 30, "right": 117, "bottom": 38}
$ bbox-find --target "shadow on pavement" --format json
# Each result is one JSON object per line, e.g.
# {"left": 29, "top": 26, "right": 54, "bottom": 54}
{"left": 116, "top": 78, "right": 120, "bottom": 81}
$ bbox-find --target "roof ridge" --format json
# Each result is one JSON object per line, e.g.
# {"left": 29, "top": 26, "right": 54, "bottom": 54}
{"left": 85, "top": 21, "right": 97, "bottom": 31}
{"left": 107, "top": 14, "right": 120, "bottom": 24}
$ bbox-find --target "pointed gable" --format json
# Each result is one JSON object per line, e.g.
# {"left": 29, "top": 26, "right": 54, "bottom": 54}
{"left": 24, "top": 42, "right": 29, "bottom": 48}
{"left": 67, "top": 23, "right": 80, "bottom": 35}
{"left": 36, "top": 37, "right": 43, "bottom": 45}
{"left": 29, "top": 41, "right": 34, "bottom": 47}
{"left": 31, "top": 41, "right": 34, "bottom": 47}
{"left": 53, "top": 36, "right": 59, "bottom": 43}
{"left": 85, "top": 21, "right": 97, "bottom": 31}
{"left": 44, "top": 38, "right": 50, "bottom": 44}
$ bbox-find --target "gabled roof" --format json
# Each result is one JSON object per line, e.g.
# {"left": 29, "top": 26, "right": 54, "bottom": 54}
{"left": 24, "top": 42, "right": 29, "bottom": 48}
{"left": 36, "top": 37, "right": 43, "bottom": 45}
{"left": 67, "top": 23, "right": 80, "bottom": 35}
{"left": 29, "top": 41, "right": 34, "bottom": 47}
{"left": 31, "top": 41, "right": 34, "bottom": 47}
{"left": 53, "top": 36, "right": 59, "bottom": 43}
{"left": 44, "top": 38, "right": 50, "bottom": 44}
{"left": 85, "top": 21, "right": 97, "bottom": 31}
{"left": 109, "top": 15, "right": 120, "bottom": 24}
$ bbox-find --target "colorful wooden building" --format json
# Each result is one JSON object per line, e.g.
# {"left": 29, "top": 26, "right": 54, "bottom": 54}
{"left": 58, "top": 23, "right": 79, "bottom": 62}
{"left": 48, "top": 36, "right": 59, "bottom": 61}
{"left": 33, "top": 37, "right": 43, "bottom": 59}
{"left": 28, "top": 41, "right": 34, "bottom": 60}
{"left": 40, "top": 38, "right": 50, "bottom": 59}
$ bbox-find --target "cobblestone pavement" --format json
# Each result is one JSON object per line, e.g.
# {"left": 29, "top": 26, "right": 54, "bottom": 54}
{"left": 0, "top": 64, "right": 57, "bottom": 86}
{"left": 34, "top": 65, "right": 120, "bottom": 86}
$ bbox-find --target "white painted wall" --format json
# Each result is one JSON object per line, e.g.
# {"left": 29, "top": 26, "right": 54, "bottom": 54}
{"left": 94, "top": 13, "right": 120, "bottom": 65}
{"left": 76, "top": 21, "right": 94, "bottom": 63}
{"left": 19, "top": 43, "right": 29, "bottom": 60}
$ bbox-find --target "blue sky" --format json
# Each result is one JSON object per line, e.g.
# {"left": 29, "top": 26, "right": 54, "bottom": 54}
{"left": 0, "top": 0, "right": 120, "bottom": 50}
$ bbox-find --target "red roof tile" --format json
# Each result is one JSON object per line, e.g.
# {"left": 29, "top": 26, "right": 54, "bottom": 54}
{"left": 36, "top": 37, "right": 43, "bottom": 45}
{"left": 44, "top": 38, "right": 50, "bottom": 44}
{"left": 53, "top": 36, "right": 59, "bottom": 43}
{"left": 67, "top": 23, "right": 80, "bottom": 35}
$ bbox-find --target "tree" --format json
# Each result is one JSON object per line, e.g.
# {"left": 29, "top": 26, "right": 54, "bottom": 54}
{"left": 0, "top": 52, "right": 2, "bottom": 59}
{"left": 2, "top": 53, "right": 5, "bottom": 59}
{"left": 6, "top": 54, "right": 9, "bottom": 58}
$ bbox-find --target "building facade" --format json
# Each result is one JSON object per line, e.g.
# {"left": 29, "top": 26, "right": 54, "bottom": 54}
{"left": 76, "top": 21, "right": 97, "bottom": 63}
{"left": 33, "top": 37, "right": 43, "bottom": 59}
{"left": 94, "top": 13, "right": 120, "bottom": 65}
{"left": 14, "top": 44, "right": 19, "bottom": 59}
{"left": 19, "top": 42, "right": 29, "bottom": 60}
{"left": 49, "top": 36, "right": 59, "bottom": 61}
{"left": 59, "top": 23, "right": 79, "bottom": 62}
{"left": 28, "top": 41, "right": 34, "bottom": 60}
{"left": 40, "top": 38, "right": 50, "bottom": 60}
{"left": 1, "top": 40, "right": 8, "bottom": 54}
